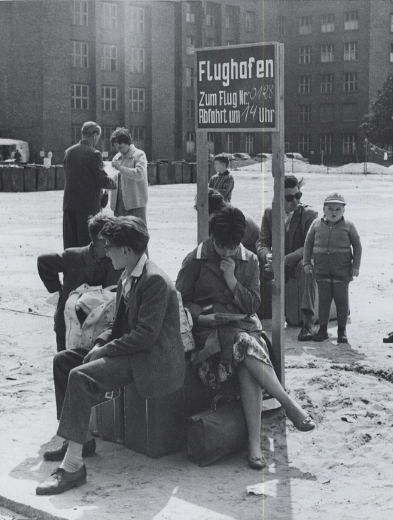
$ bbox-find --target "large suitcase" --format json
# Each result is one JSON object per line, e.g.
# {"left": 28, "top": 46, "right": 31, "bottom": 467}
{"left": 123, "top": 382, "right": 185, "bottom": 458}
{"left": 90, "top": 390, "right": 125, "bottom": 445}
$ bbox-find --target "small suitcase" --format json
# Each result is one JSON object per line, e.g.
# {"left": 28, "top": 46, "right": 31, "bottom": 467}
{"left": 123, "top": 382, "right": 185, "bottom": 458}
{"left": 90, "top": 390, "right": 125, "bottom": 445}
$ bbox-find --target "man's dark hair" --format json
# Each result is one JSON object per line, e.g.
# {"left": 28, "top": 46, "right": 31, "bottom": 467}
{"left": 284, "top": 175, "right": 305, "bottom": 189}
{"left": 213, "top": 154, "right": 229, "bottom": 168}
{"left": 81, "top": 121, "right": 101, "bottom": 138}
{"left": 99, "top": 216, "right": 149, "bottom": 255}
{"left": 87, "top": 213, "right": 114, "bottom": 241}
{"left": 110, "top": 127, "right": 132, "bottom": 146}
{"left": 210, "top": 207, "right": 245, "bottom": 248}
{"left": 194, "top": 188, "right": 227, "bottom": 214}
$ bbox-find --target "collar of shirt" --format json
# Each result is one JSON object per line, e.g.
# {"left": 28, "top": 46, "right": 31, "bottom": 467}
{"left": 120, "top": 253, "right": 147, "bottom": 301}
{"left": 121, "top": 145, "right": 136, "bottom": 159}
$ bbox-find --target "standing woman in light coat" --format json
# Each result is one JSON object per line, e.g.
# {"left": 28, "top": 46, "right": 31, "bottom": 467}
{"left": 110, "top": 127, "right": 148, "bottom": 225}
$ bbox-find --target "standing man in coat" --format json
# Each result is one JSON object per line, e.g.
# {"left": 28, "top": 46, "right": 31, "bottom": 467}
{"left": 36, "top": 216, "right": 185, "bottom": 495}
{"left": 63, "top": 121, "right": 115, "bottom": 249}
{"left": 256, "top": 175, "right": 318, "bottom": 341}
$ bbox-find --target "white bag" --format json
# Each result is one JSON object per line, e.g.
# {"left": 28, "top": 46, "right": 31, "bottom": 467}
{"left": 177, "top": 291, "right": 196, "bottom": 352}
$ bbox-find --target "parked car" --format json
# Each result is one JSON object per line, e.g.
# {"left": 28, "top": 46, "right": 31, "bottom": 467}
{"left": 253, "top": 153, "right": 272, "bottom": 162}
{"left": 232, "top": 152, "right": 253, "bottom": 161}
{"left": 285, "top": 152, "right": 308, "bottom": 162}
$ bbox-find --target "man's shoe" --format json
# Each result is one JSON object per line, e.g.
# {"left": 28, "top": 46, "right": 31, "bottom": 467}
{"left": 337, "top": 327, "right": 348, "bottom": 344}
{"left": 383, "top": 332, "right": 393, "bottom": 343}
{"left": 298, "top": 326, "right": 314, "bottom": 342}
{"left": 43, "top": 438, "right": 96, "bottom": 462}
{"left": 36, "top": 466, "right": 87, "bottom": 495}
{"left": 313, "top": 328, "right": 329, "bottom": 342}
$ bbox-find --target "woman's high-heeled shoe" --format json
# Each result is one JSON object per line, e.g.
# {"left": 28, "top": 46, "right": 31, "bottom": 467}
{"left": 248, "top": 453, "right": 266, "bottom": 470}
{"left": 292, "top": 415, "right": 316, "bottom": 432}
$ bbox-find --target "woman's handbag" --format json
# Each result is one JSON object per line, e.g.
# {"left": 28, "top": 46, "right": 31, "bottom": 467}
{"left": 186, "top": 395, "right": 248, "bottom": 466}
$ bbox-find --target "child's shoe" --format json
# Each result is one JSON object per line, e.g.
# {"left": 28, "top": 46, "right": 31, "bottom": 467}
{"left": 337, "top": 326, "right": 348, "bottom": 344}
{"left": 313, "top": 326, "right": 329, "bottom": 342}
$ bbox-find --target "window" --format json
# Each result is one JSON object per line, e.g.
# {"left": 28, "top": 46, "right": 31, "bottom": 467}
{"left": 206, "top": 37, "right": 216, "bottom": 47}
{"left": 321, "top": 44, "right": 334, "bottom": 63}
{"left": 298, "top": 134, "right": 310, "bottom": 153}
{"left": 186, "top": 131, "right": 196, "bottom": 154}
{"left": 343, "top": 72, "right": 358, "bottom": 92}
{"left": 278, "top": 16, "right": 285, "bottom": 36}
{"left": 299, "top": 46, "right": 312, "bottom": 65}
{"left": 390, "top": 43, "right": 393, "bottom": 63}
{"left": 321, "top": 74, "right": 334, "bottom": 93}
{"left": 101, "top": 45, "right": 117, "bottom": 71}
{"left": 130, "top": 88, "right": 146, "bottom": 112}
{"left": 245, "top": 11, "right": 255, "bottom": 32}
{"left": 342, "top": 103, "right": 357, "bottom": 121}
{"left": 186, "top": 2, "right": 196, "bottom": 23}
{"left": 131, "top": 6, "right": 145, "bottom": 33}
{"left": 102, "top": 3, "right": 117, "bottom": 30}
{"left": 130, "top": 126, "right": 146, "bottom": 146}
{"left": 343, "top": 134, "right": 356, "bottom": 155}
{"left": 206, "top": 3, "right": 215, "bottom": 26}
{"left": 101, "top": 86, "right": 118, "bottom": 111}
{"left": 186, "top": 67, "right": 194, "bottom": 87}
{"left": 298, "top": 75, "right": 311, "bottom": 94}
{"left": 186, "top": 36, "right": 195, "bottom": 55}
{"left": 299, "top": 16, "right": 312, "bottom": 35}
{"left": 72, "top": 41, "right": 88, "bottom": 68}
{"left": 225, "top": 6, "right": 236, "bottom": 29}
{"left": 71, "top": 125, "right": 80, "bottom": 145}
{"left": 391, "top": 13, "right": 393, "bottom": 33}
{"left": 344, "top": 42, "right": 358, "bottom": 61}
{"left": 321, "top": 14, "right": 335, "bottom": 33}
{"left": 130, "top": 48, "right": 146, "bottom": 73}
{"left": 245, "top": 134, "right": 254, "bottom": 155}
{"left": 207, "top": 133, "right": 215, "bottom": 143}
{"left": 344, "top": 11, "right": 358, "bottom": 31}
{"left": 320, "top": 134, "right": 333, "bottom": 154}
{"left": 72, "top": 1, "right": 88, "bottom": 26}
{"left": 225, "top": 133, "right": 233, "bottom": 153}
{"left": 187, "top": 99, "right": 195, "bottom": 119}
{"left": 71, "top": 84, "right": 89, "bottom": 109}
{"left": 320, "top": 104, "right": 333, "bottom": 122}
{"left": 299, "top": 104, "right": 311, "bottom": 122}
{"left": 101, "top": 126, "right": 117, "bottom": 155}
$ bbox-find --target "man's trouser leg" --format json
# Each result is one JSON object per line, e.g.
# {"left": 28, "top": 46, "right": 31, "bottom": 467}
{"left": 63, "top": 210, "right": 91, "bottom": 249}
{"left": 57, "top": 356, "right": 134, "bottom": 445}
{"left": 54, "top": 347, "right": 89, "bottom": 421}
{"left": 294, "top": 260, "right": 316, "bottom": 318}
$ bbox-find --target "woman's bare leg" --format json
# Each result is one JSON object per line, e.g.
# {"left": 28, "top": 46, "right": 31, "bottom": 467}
{"left": 237, "top": 364, "right": 264, "bottom": 460}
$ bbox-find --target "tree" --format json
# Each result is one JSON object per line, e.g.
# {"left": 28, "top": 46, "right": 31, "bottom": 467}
{"left": 361, "top": 74, "right": 393, "bottom": 147}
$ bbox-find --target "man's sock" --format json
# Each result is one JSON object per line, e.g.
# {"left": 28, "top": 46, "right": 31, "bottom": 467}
{"left": 59, "top": 440, "right": 84, "bottom": 473}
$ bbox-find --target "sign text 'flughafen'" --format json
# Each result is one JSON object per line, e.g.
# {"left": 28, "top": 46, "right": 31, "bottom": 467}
{"left": 195, "top": 43, "right": 279, "bottom": 132}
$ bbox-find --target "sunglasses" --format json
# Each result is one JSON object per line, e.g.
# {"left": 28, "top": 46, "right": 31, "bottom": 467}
{"left": 285, "top": 192, "right": 302, "bottom": 202}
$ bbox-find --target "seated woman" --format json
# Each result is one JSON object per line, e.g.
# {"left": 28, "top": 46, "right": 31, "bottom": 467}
{"left": 176, "top": 207, "right": 315, "bottom": 470}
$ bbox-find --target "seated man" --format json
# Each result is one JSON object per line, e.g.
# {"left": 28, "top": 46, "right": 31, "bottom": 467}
{"left": 36, "top": 216, "right": 186, "bottom": 495}
{"left": 37, "top": 213, "right": 121, "bottom": 352}
{"left": 256, "top": 175, "right": 318, "bottom": 341}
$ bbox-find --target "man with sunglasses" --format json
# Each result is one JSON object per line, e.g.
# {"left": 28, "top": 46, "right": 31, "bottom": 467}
{"left": 256, "top": 175, "right": 318, "bottom": 341}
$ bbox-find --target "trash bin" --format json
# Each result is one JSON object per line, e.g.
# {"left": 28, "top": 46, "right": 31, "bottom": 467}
{"left": 37, "top": 165, "right": 55, "bottom": 191}
{"left": 23, "top": 166, "right": 37, "bottom": 192}
{"left": 190, "top": 162, "right": 197, "bottom": 183}
{"left": 183, "top": 162, "right": 191, "bottom": 183}
{"left": 173, "top": 161, "right": 184, "bottom": 184}
{"left": 147, "top": 162, "right": 157, "bottom": 185}
{"left": 157, "top": 161, "right": 170, "bottom": 185}
{"left": 2, "top": 166, "right": 24, "bottom": 192}
{"left": 55, "top": 165, "right": 65, "bottom": 190}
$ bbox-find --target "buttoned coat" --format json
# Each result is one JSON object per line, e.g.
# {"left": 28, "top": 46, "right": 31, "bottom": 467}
{"left": 97, "top": 259, "right": 185, "bottom": 399}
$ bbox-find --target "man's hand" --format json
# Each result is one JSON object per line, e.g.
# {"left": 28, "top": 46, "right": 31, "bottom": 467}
{"left": 197, "top": 314, "right": 232, "bottom": 328}
{"left": 220, "top": 257, "right": 237, "bottom": 291}
{"left": 351, "top": 268, "right": 359, "bottom": 277}
{"left": 111, "top": 160, "right": 121, "bottom": 171}
{"left": 83, "top": 345, "right": 107, "bottom": 364}
{"left": 303, "top": 265, "right": 313, "bottom": 275}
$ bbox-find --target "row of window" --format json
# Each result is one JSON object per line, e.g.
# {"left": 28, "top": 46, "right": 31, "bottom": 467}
{"left": 298, "top": 103, "right": 357, "bottom": 123}
{"left": 71, "top": 85, "right": 146, "bottom": 111}
{"left": 72, "top": 125, "right": 145, "bottom": 150}
{"left": 278, "top": 11, "right": 359, "bottom": 36}
{"left": 186, "top": 2, "right": 254, "bottom": 32}
{"left": 298, "top": 42, "right": 359, "bottom": 64}
{"left": 298, "top": 73, "right": 359, "bottom": 94}
{"left": 72, "top": 0, "right": 145, "bottom": 32}
{"left": 72, "top": 42, "right": 146, "bottom": 73}
{"left": 297, "top": 134, "right": 357, "bottom": 155}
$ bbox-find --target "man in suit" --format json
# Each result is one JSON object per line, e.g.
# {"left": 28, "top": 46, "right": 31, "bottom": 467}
{"left": 36, "top": 216, "right": 185, "bottom": 496}
{"left": 37, "top": 214, "right": 121, "bottom": 352}
{"left": 63, "top": 121, "right": 115, "bottom": 249}
{"left": 256, "top": 175, "right": 318, "bottom": 341}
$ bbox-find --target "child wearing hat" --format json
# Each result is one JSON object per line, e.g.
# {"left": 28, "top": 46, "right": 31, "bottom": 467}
{"left": 303, "top": 192, "right": 362, "bottom": 343}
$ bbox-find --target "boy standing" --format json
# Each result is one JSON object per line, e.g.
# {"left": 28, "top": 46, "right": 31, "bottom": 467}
{"left": 208, "top": 154, "right": 234, "bottom": 202}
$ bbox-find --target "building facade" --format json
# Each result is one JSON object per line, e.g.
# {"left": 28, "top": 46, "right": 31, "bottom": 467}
{"left": 1, "top": 0, "right": 392, "bottom": 164}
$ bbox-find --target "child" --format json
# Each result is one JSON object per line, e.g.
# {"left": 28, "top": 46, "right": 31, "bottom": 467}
{"left": 208, "top": 154, "right": 234, "bottom": 202}
{"left": 303, "top": 192, "right": 362, "bottom": 344}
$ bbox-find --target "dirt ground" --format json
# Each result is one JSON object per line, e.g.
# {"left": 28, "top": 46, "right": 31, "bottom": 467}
{"left": 1, "top": 166, "right": 393, "bottom": 520}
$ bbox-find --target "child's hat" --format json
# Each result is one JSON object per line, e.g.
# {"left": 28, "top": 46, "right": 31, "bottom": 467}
{"left": 324, "top": 192, "right": 346, "bottom": 205}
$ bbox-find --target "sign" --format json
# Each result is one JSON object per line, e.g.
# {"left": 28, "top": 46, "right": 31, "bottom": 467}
{"left": 195, "top": 42, "right": 279, "bottom": 132}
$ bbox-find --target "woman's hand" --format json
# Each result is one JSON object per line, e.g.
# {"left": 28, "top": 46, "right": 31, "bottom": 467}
{"left": 83, "top": 345, "right": 107, "bottom": 364}
{"left": 220, "top": 257, "right": 237, "bottom": 291}
{"left": 197, "top": 313, "right": 232, "bottom": 328}
{"left": 111, "top": 159, "right": 121, "bottom": 171}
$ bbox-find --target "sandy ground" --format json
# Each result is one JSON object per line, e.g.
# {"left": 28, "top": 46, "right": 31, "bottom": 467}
{"left": 1, "top": 164, "right": 393, "bottom": 520}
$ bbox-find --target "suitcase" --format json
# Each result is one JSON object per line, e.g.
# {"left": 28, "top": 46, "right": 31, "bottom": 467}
{"left": 123, "top": 382, "right": 185, "bottom": 458}
{"left": 90, "top": 390, "right": 125, "bottom": 445}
